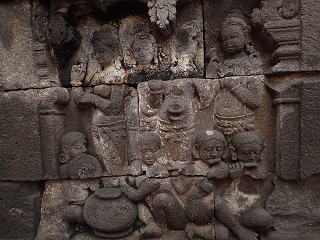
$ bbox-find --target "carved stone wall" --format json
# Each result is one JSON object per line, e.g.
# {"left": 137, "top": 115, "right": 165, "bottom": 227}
{"left": 1, "top": 0, "right": 320, "bottom": 240}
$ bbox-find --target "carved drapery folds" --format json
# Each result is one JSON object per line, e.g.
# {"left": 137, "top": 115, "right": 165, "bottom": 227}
{"left": 2, "top": 0, "right": 320, "bottom": 239}
{"left": 33, "top": 2, "right": 275, "bottom": 240}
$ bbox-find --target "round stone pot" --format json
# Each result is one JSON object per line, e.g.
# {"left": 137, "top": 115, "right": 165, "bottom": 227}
{"left": 83, "top": 187, "right": 137, "bottom": 238}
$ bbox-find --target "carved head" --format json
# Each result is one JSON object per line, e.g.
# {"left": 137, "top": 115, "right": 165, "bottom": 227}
{"left": 193, "top": 130, "right": 226, "bottom": 165}
{"left": 231, "top": 131, "right": 264, "bottom": 167}
{"left": 221, "top": 10, "right": 251, "bottom": 56}
{"left": 92, "top": 24, "right": 119, "bottom": 68}
{"left": 131, "top": 25, "right": 157, "bottom": 65}
{"left": 60, "top": 131, "right": 88, "bottom": 163}
{"left": 138, "top": 132, "right": 162, "bottom": 165}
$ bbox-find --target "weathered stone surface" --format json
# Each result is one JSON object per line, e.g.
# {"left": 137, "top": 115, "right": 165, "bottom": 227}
{"left": 0, "top": 181, "right": 43, "bottom": 240}
{"left": 0, "top": 87, "right": 69, "bottom": 181}
{"left": 266, "top": 176, "right": 320, "bottom": 240}
{"left": 267, "top": 79, "right": 301, "bottom": 180}
{"left": 252, "top": 0, "right": 301, "bottom": 74}
{"left": 267, "top": 76, "right": 320, "bottom": 180}
{"left": 300, "top": 81, "right": 320, "bottom": 179}
{"left": 301, "top": 0, "right": 320, "bottom": 71}
{"left": 0, "top": 0, "right": 59, "bottom": 90}
{"left": 0, "top": 89, "right": 43, "bottom": 181}
{"left": 2, "top": 0, "right": 320, "bottom": 239}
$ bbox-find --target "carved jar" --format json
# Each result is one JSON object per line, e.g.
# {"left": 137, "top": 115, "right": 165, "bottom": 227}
{"left": 83, "top": 187, "right": 137, "bottom": 238}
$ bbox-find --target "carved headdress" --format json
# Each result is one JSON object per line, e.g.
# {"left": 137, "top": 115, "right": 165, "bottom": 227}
{"left": 231, "top": 131, "right": 264, "bottom": 152}
{"left": 92, "top": 24, "right": 119, "bottom": 47}
{"left": 222, "top": 9, "right": 251, "bottom": 34}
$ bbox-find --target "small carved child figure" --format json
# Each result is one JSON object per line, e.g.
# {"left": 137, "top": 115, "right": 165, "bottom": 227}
{"left": 188, "top": 129, "right": 229, "bottom": 179}
{"left": 59, "top": 131, "right": 102, "bottom": 179}
{"left": 229, "top": 131, "right": 268, "bottom": 179}
{"left": 129, "top": 132, "right": 168, "bottom": 178}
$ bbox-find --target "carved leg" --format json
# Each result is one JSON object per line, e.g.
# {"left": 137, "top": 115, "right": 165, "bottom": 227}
{"left": 185, "top": 222, "right": 215, "bottom": 240}
{"left": 215, "top": 195, "right": 258, "bottom": 240}
{"left": 152, "top": 192, "right": 188, "bottom": 230}
{"left": 239, "top": 207, "right": 273, "bottom": 232}
{"left": 138, "top": 202, "right": 162, "bottom": 238}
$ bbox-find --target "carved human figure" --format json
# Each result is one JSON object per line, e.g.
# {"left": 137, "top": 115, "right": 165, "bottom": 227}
{"left": 208, "top": 10, "right": 264, "bottom": 137}
{"left": 219, "top": 131, "right": 272, "bottom": 239}
{"left": 123, "top": 175, "right": 194, "bottom": 232}
{"left": 76, "top": 85, "right": 129, "bottom": 175}
{"left": 187, "top": 129, "right": 229, "bottom": 179}
{"left": 207, "top": 9, "right": 263, "bottom": 78}
{"left": 59, "top": 131, "right": 102, "bottom": 179}
{"left": 71, "top": 24, "right": 127, "bottom": 86}
{"left": 184, "top": 179, "right": 261, "bottom": 240}
{"left": 130, "top": 131, "right": 192, "bottom": 176}
{"left": 130, "top": 132, "right": 169, "bottom": 178}
{"left": 229, "top": 131, "right": 268, "bottom": 179}
{"left": 157, "top": 79, "right": 219, "bottom": 161}
{"left": 132, "top": 26, "right": 158, "bottom": 66}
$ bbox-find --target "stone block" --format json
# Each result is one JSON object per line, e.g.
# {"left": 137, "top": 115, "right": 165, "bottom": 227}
{"left": 0, "top": 181, "right": 43, "bottom": 240}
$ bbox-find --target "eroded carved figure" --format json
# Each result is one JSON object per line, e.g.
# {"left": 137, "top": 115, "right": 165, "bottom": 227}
{"left": 59, "top": 131, "right": 102, "bottom": 179}
{"left": 207, "top": 9, "right": 263, "bottom": 78}
{"left": 222, "top": 131, "right": 272, "bottom": 239}
{"left": 139, "top": 78, "right": 219, "bottom": 162}
{"left": 75, "top": 85, "right": 131, "bottom": 175}
{"left": 71, "top": 24, "right": 127, "bottom": 86}
{"left": 185, "top": 129, "right": 229, "bottom": 179}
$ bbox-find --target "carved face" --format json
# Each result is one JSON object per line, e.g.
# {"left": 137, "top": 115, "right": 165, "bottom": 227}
{"left": 221, "top": 25, "right": 246, "bottom": 55}
{"left": 139, "top": 144, "right": 160, "bottom": 165}
{"left": 67, "top": 137, "right": 88, "bottom": 159}
{"left": 93, "top": 40, "right": 118, "bottom": 68}
{"left": 133, "top": 38, "right": 154, "bottom": 65}
{"left": 236, "top": 142, "right": 263, "bottom": 166}
{"left": 199, "top": 139, "right": 225, "bottom": 165}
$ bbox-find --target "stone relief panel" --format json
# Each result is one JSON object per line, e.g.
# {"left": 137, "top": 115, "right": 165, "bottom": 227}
{"left": 2, "top": 0, "right": 320, "bottom": 240}
{"left": 49, "top": 0, "right": 204, "bottom": 86}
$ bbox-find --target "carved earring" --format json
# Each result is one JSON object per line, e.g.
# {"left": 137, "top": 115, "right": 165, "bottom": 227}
{"left": 59, "top": 153, "right": 70, "bottom": 164}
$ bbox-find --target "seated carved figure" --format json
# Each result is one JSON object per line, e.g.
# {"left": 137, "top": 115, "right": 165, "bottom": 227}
{"left": 221, "top": 131, "right": 272, "bottom": 239}
{"left": 71, "top": 24, "right": 127, "bottom": 86}
{"left": 59, "top": 131, "right": 102, "bottom": 179}
{"left": 186, "top": 129, "right": 229, "bottom": 179}
{"left": 130, "top": 132, "right": 192, "bottom": 177}
{"left": 130, "top": 132, "right": 170, "bottom": 178}
{"left": 229, "top": 131, "right": 268, "bottom": 179}
{"left": 206, "top": 10, "right": 264, "bottom": 137}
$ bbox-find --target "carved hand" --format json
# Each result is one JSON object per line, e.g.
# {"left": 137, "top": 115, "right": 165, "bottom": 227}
{"left": 221, "top": 77, "right": 240, "bottom": 90}
{"left": 78, "top": 92, "right": 95, "bottom": 105}
{"left": 71, "top": 63, "right": 87, "bottom": 86}
{"left": 229, "top": 162, "right": 244, "bottom": 178}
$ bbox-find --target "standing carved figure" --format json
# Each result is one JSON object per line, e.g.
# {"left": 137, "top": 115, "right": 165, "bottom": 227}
{"left": 70, "top": 24, "right": 127, "bottom": 86}
{"left": 76, "top": 85, "right": 130, "bottom": 175}
{"left": 207, "top": 10, "right": 264, "bottom": 137}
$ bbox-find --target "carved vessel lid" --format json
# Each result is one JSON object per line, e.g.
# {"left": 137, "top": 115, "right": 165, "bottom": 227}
{"left": 95, "top": 187, "right": 122, "bottom": 199}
